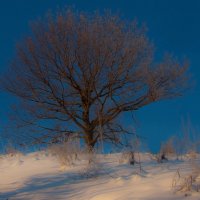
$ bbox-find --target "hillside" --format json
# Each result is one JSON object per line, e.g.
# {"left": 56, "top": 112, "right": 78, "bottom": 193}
{"left": 0, "top": 151, "right": 200, "bottom": 200}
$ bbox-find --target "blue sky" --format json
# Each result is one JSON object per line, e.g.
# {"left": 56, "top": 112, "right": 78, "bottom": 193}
{"left": 1, "top": 0, "right": 200, "bottom": 152}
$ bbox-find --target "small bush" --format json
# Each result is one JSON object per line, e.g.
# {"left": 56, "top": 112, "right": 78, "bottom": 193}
{"left": 172, "top": 168, "right": 200, "bottom": 194}
{"left": 150, "top": 153, "right": 168, "bottom": 163}
{"left": 119, "top": 151, "right": 137, "bottom": 165}
{"left": 172, "top": 154, "right": 200, "bottom": 195}
{"left": 5, "top": 143, "right": 23, "bottom": 157}
{"left": 160, "top": 137, "right": 175, "bottom": 156}
{"left": 48, "top": 138, "right": 80, "bottom": 167}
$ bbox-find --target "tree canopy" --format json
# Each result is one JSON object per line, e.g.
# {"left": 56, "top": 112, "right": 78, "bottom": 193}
{"left": 2, "top": 10, "right": 188, "bottom": 150}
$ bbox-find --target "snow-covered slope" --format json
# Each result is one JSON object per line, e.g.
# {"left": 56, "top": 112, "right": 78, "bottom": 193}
{"left": 0, "top": 152, "right": 200, "bottom": 200}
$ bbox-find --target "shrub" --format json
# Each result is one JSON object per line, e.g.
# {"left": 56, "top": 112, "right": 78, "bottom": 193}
{"left": 48, "top": 138, "right": 80, "bottom": 167}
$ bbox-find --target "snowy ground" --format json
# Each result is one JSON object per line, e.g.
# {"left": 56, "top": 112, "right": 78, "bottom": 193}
{"left": 0, "top": 151, "right": 200, "bottom": 200}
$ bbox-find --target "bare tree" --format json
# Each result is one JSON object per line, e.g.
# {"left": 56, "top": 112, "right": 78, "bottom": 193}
{"left": 2, "top": 10, "right": 188, "bottom": 150}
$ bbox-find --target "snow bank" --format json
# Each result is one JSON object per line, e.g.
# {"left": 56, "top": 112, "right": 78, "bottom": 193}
{"left": 0, "top": 152, "right": 199, "bottom": 200}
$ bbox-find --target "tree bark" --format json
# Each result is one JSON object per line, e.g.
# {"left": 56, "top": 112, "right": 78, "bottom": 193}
{"left": 84, "top": 129, "right": 95, "bottom": 151}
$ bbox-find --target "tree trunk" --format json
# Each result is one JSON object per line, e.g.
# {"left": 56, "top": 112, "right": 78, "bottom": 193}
{"left": 84, "top": 129, "right": 95, "bottom": 151}
{"left": 82, "top": 99, "right": 95, "bottom": 151}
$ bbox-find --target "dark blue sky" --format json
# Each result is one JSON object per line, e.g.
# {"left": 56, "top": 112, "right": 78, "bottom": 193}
{"left": 1, "top": 0, "right": 200, "bottom": 152}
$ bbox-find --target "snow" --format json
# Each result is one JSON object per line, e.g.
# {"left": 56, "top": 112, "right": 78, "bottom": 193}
{"left": 0, "top": 151, "right": 200, "bottom": 200}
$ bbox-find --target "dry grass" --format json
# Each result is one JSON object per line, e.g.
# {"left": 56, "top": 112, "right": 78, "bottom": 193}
{"left": 172, "top": 153, "right": 200, "bottom": 195}
{"left": 48, "top": 139, "right": 80, "bottom": 167}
